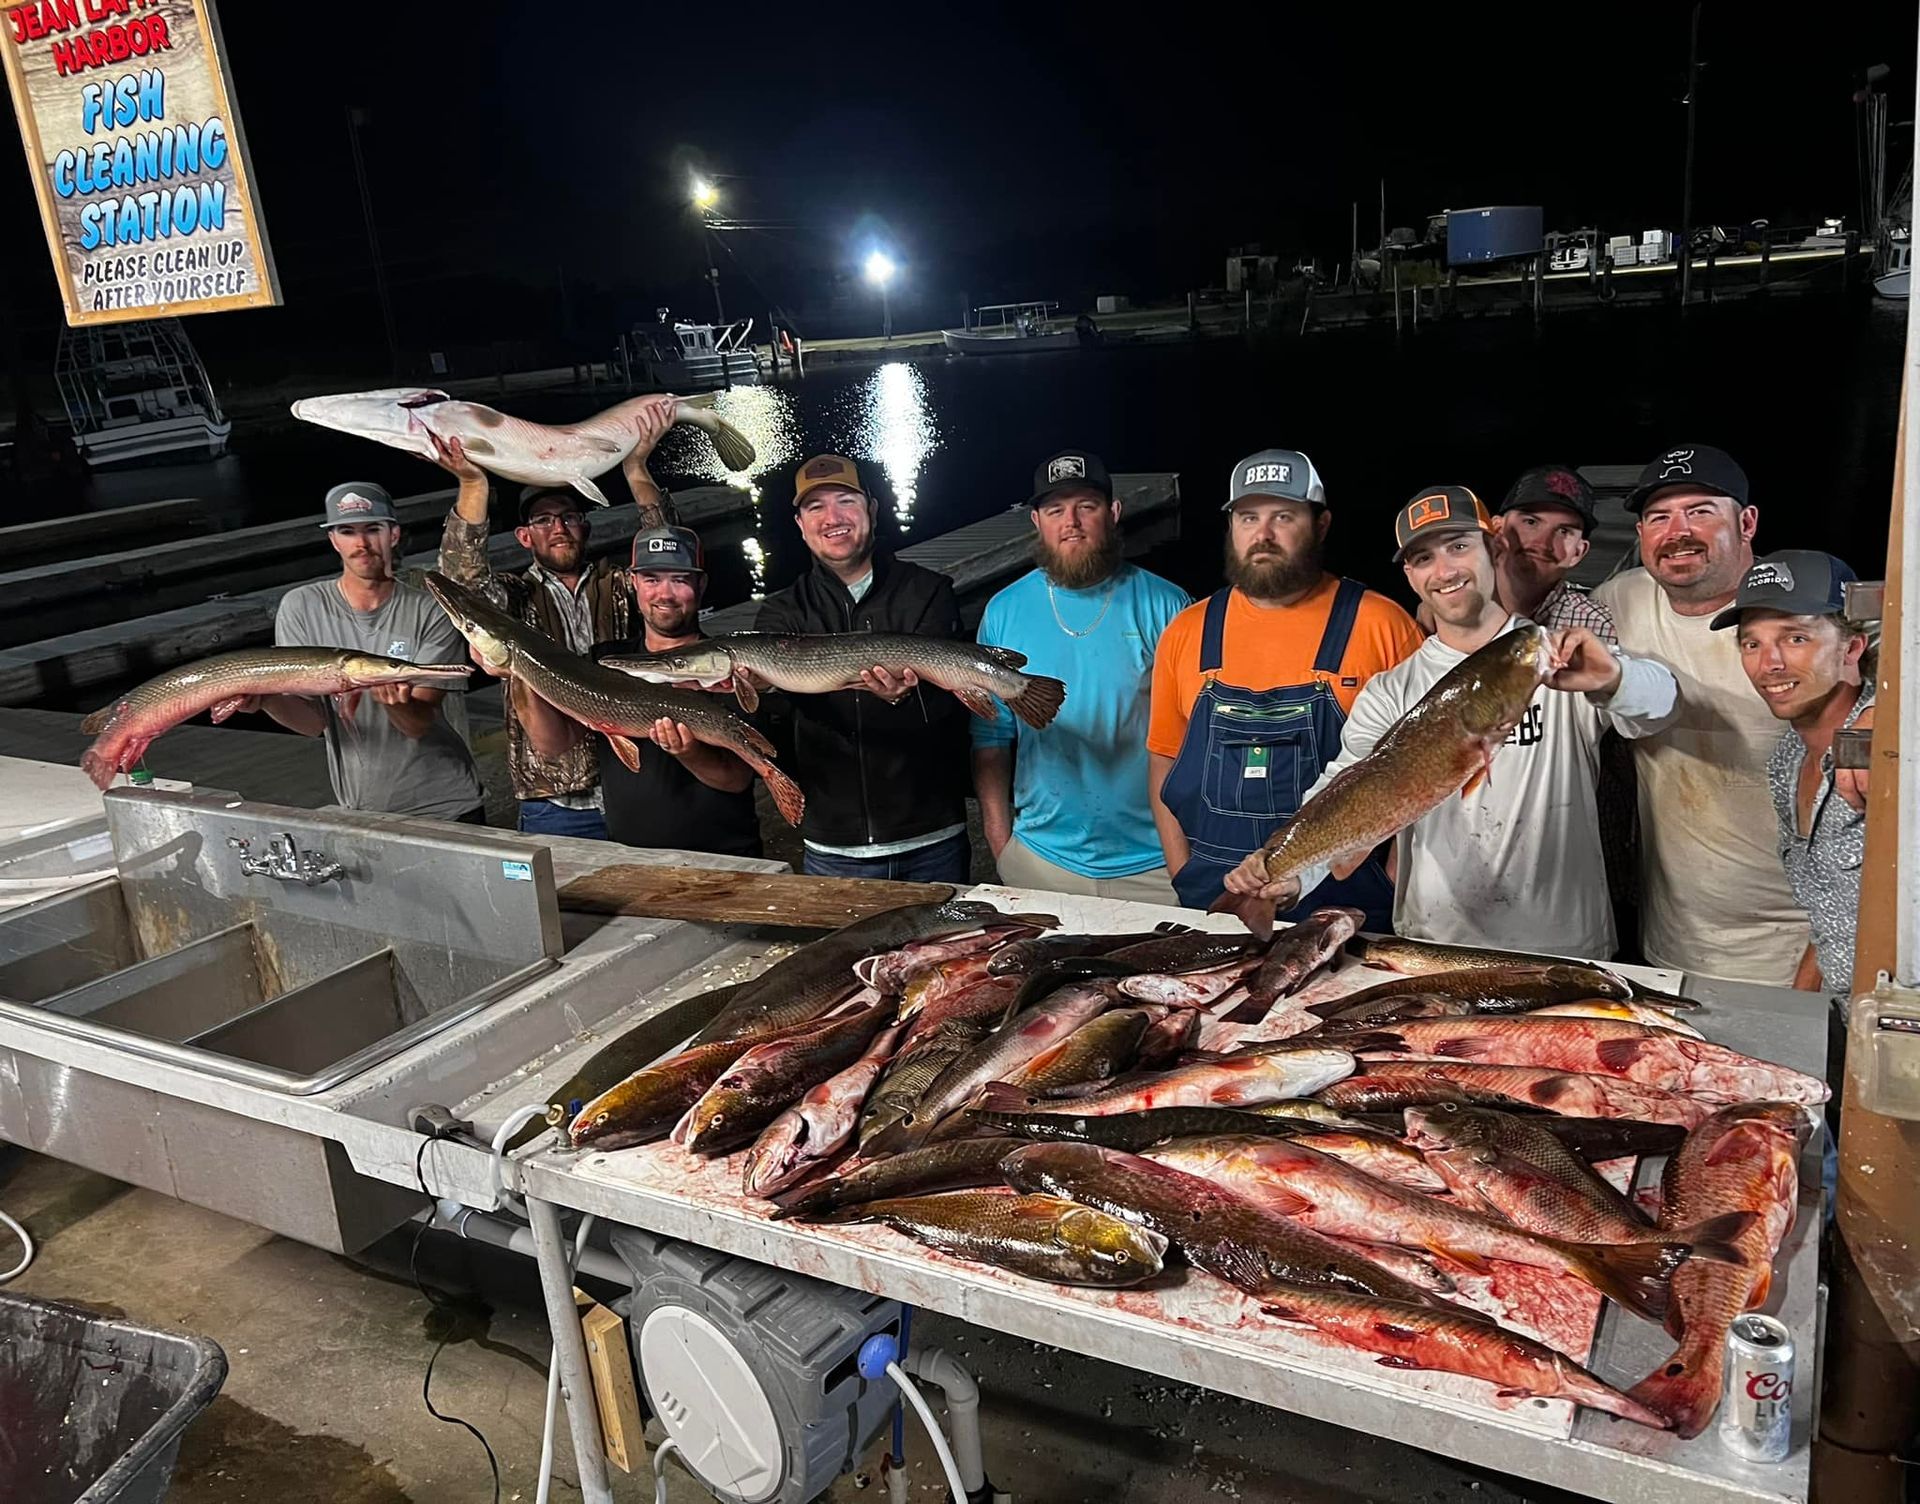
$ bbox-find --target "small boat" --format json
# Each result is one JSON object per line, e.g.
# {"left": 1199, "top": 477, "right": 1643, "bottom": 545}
{"left": 54, "top": 319, "right": 231, "bottom": 467}
{"left": 1874, "top": 231, "right": 1911, "bottom": 299}
{"left": 622, "top": 316, "right": 761, "bottom": 389}
{"left": 942, "top": 301, "right": 1084, "bottom": 355}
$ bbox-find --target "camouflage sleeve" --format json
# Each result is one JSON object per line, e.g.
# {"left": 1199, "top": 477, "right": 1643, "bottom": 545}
{"left": 438, "top": 511, "right": 511, "bottom": 611}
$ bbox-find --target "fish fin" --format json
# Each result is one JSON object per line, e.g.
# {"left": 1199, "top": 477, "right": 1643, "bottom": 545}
{"left": 951, "top": 685, "right": 998, "bottom": 720}
{"left": 571, "top": 477, "right": 613, "bottom": 507}
{"left": 1527, "top": 1074, "right": 1577, "bottom": 1106}
{"left": 1259, "top": 1303, "right": 1315, "bottom": 1330}
{"left": 1460, "top": 763, "right": 1490, "bottom": 798}
{"left": 1672, "top": 1211, "right": 1756, "bottom": 1264}
{"left": 732, "top": 676, "right": 761, "bottom": 714}
{"left": 79, "top": 746, "right": 118, "bottom": 790}
{"left": 460, "top": 436, "right": 498, "bottom": 456}
{"left": 1008, "top": 675, "right": 1067, "bottom": 730}
{"left": 977, "top": 644, "right": 1029, "bottom": 670}
{"left": 1374, "top": 1355, "right": 1428, "bottom": 1371}
{"left": 1430, "top": 1245, "right": 1495, "bottom": 1276}
{"left": 1329, "top": 852, "right": 1370, "bottom": 881}
{"left": 1208, "top": 891, "right": 1276, "bottom": 944}
{"left": 1260, "top": 1186, "right": 1315, "bottom": 1218}
{"left": 760, "top": 764, "right": 807, "bottom": 827}
{"left": 207, "top": 697, "right": 248, "bottom": 725}
{"left": 1625, "top": 1343, "right": 1719, "bottom": 1438}
{"left": 1431, "top": 1035, "right": 1500, "bottom": 1061}
{"left": 1218, "top": 994, "right": 1275, "bottom": 1026}
{"left": 706, "top": 418, "right": 757, "bottom": 473}
{"left": 583, "top": 436, "right": 624, "bottom": 455}
{"left": 1194, "top": 1238, "right": 1278, "bottom": 1296}
{"left": 1329, "top": 1030, "right": 1406, "bottom": 1055}
{"left": 1595, "top": 1036, "right": 1650, "bottom": 1073}
{"left": 1569, "top": 1238, "right": 1694, "bottom": 1323}
{"left": 606, "top": 734, "right": 643, "bottom": 772}
{"left": 969, "top": 1082, "right": 1038, "bottom": 1115}
{"left": 79, "top": 701, "right": 123, "bottom": 736}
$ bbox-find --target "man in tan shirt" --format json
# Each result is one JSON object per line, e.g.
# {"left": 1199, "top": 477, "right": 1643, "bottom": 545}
{"left": 1592, "top": 444, "right": 1811, "bottom": 985}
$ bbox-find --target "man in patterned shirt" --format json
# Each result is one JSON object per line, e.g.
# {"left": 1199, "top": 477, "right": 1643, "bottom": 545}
{"left": 1715, "top": 551, "right": 1874, "bottom": 995}
{"left": 1490, "top": 465, "right": 1617, "bottom": 643}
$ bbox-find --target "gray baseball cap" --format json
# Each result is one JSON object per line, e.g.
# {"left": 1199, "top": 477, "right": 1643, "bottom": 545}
{"left": 320, "top": 481, "right": 398, "bottom": 528}
{"left": 1225, "top": 449, "right": 1327, "bottom": 510}
{"left": 1710, "top": 550, "right": 1858, "bottom": 631}
{"left": 630, "top": 525, "right": 706, "bottom": 575}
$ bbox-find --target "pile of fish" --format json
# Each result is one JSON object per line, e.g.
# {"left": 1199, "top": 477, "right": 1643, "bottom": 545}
{"left": 547, "top": 902, "right": 1824, "bottom": 1437}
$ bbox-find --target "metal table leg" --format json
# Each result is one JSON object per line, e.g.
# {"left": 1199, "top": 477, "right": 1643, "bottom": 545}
{"left": 527, "top": 1195, "right": 615, "bottom": 1504}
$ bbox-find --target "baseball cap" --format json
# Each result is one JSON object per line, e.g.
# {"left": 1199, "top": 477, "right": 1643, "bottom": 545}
{"left": 1224, "top": 449, "right": 1327, "bottom": 510}
{"left": 793, "top": 454, "right": 867, "bottom": 509}
{"left": 518, "top": 483, "right": 586, "bottom": 524}
{"left": 1710, "top": 550, "right": 1857, "bottom": 631}
{"left": 1392, "top": 484, "right": 1496, "bottom": 562}
{"left": 320, "top": 481, "right": 397, "bottom": 528}
{"left": 1028, "top": 449, "right": 1113, "bottom": 507}
{"left": 1626, "top": 444, "right": 1750, "bottom": 514}
{"left": 1499, "top": 464, "right": 1597, "bottom": 533}
{"left": 630, "top": 525, "right": 706, "bottom": 575}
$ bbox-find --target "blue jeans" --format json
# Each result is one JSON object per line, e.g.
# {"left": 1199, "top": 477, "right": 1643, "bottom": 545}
{"left": 517, "top": 799, "right": 609, "bottom": 841}
{"left": 803, "top": 831, "right": 971, "bottom": 884}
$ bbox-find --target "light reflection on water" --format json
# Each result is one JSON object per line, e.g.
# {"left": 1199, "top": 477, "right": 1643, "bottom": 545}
{"left": 740, "top": 535, "right": 768, "bottom": 598}
{"left": 855, "top": 362, "right": 939, "bottom": 529}
{"left": 673, "top": 384, "right": 804, "bottom": 492}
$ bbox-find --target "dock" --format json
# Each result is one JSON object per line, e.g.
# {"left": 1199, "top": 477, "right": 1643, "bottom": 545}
{"left": 0, "top": 484, "right": 754, "bottom": 708}
{"left": 699, "top": 471, "right": 1182, "bottom": 632}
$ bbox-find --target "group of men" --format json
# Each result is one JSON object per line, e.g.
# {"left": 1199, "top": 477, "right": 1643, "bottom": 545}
{"left": 255, "top": 423, "right": 1873, "bottom": 998}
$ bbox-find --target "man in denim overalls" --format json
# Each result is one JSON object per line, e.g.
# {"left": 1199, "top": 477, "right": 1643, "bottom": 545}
{"left": 1146, "top": 449, "right": 1425, "bottom": 926}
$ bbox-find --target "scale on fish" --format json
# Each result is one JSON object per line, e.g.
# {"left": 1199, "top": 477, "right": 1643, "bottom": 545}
{"left": 291, "top": 388, "right": 757, "bottom": 502}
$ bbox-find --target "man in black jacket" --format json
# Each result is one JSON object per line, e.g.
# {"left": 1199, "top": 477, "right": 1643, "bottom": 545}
{"left": 756, "top": 454, "right": 972, "bottom": 882}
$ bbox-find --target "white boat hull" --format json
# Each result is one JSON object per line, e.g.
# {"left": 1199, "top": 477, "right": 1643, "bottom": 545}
{"left": 941, "top": 327, "right": 1082, "bottom": 355}
{"left": 1874, "top": 269, "right": 1910, "bottom": 300}
{"left": 73, "top": 414, "right": 232, "bottom": 467}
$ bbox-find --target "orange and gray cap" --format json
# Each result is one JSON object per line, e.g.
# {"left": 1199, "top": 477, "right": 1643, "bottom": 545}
{"left": 1225, "top": 448, "right": 1327, "bottom": 509}
{"left": 1391, "top": 484, "right": 1495, "bottom": 561}
{"left": 321, "top": 481, "right": 397, "bottom": 528}
{"left": 793, "top": 454, "right": 868, "bottom": 509}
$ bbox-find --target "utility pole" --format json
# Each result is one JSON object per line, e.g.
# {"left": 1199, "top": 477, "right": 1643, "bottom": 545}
{"left": 346, "top": 107, "right": 401, "bottom": 377}
{"left": 703, "top": 226, "right": 726, "bottom": 325}
{"left": 1679, "top": 2, "right": 1703, "bottom": 305}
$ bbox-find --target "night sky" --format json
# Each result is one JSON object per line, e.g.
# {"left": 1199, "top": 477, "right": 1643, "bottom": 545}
{"left": 1, "top": 3, "right": 1914, "bottom": 363}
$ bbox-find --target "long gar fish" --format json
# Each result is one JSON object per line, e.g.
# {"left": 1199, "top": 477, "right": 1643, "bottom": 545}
{"left": 604, "top": 632, "right": 1067, "bottom": 730}
{"left": 423, "top": 572, "right": 804, "bottom": 825}
{"left": 290, "top": 388, "right": 757, "bottom": 502}
{"left": 1212, "top": 625, "right": 1557, "bottom": 939}
{"left": 998, "top": 1142, "right": 1667, "bottom": 1425}
{"left": 78, "top": 648, "right": 472, "bottom": 788}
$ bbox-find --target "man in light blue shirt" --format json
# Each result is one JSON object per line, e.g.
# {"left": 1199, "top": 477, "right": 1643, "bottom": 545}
{"left": 972, "top": 450, "right": 1191, "bottom": 903}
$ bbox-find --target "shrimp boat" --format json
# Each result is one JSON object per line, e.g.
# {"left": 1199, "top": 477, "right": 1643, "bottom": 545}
{"left": 941, "top": 301, "right": 1084, "bottom": 355}
{"left": 53, "top": 319, "right": 232, "bottom": 467}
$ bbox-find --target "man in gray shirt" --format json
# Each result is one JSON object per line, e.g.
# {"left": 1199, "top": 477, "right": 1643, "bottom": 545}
{"left": 247, "top": 482, "right": 484, "bottom": 822}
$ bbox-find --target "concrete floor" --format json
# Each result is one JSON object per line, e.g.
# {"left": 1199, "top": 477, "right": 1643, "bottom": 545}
{"left": 0, "top": 1149, "right": 1584, "bottom": 1504}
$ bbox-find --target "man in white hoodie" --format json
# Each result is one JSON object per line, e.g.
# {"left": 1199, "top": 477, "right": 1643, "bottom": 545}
{"left": 1223, "top": 485, "right": 1681, "bottom": 958}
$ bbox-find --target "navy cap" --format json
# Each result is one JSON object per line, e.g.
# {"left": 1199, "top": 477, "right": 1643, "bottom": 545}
{"left": 1028, "top": 450, "right": 1113, "bottom": 506}
{"left": 1710, "top": 551, "right": 1857, "bottom": 631}
{"left": 630, "top": 525, "right": 705, "bottom": 575}
{"left": 518, "top": 484, "right": 587, "bottom": 524}
{"left": 1627, "top": 444, "right": 1750, "bottom": 514}
{"left": 321, "top": 481, "right": 397, "bottom": 528}
{"left": 1500, "top": 464, "right": 1598, "bottom": 533}
{"left": 1226, "top": 448, "right": 1327, "bottom": 509}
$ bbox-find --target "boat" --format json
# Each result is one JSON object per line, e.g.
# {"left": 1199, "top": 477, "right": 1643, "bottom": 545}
{"left": 1874, "top": 230, "right": 1911, "bottom": 299}
{"left": 621, "top": 316, "right": 761, "bottom": 390}
{"left": 53, "top": 319, "right": 231, "bottom": 467}
{"left": 941, "top": 301, "right": 1085, "bottom": 355}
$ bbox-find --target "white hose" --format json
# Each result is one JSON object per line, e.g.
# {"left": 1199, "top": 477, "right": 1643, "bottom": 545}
{"left": 651, "top": 1437, "right": 680, "bottom": 1504}
{"left": 491, "top": 1103, "right": 550, "bottom": 1211}
{"left": 0, "top": 1207, "right": 33, "bottom": 1284}
{"left": 887, "top": 1361, "right": 968, "bottom": 1504}
{"left": 534, "top": 1213, "right": 597, "bottom": 1504}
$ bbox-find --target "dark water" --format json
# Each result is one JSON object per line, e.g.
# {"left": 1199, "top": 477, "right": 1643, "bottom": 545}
{"left": 16, "top": 296, "right": 1904, "bottom": 617}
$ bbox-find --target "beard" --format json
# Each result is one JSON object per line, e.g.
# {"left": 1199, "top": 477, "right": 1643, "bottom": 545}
{"left": 1034, "top": 530, "right": 1123, "bottom": 590}
{"left": 641, "top": 599, "right": 700, "bottom": 638}
{"left": 1225, "top": 534, "right": 1324, "bottom": 600}
{"left": 532, "top": 536, "right": 585, "bottom": 575}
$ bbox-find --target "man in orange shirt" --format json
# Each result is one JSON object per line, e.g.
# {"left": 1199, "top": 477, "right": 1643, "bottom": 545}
{"left": 1147, "top": 449, "right": 1425, "bottom": 922}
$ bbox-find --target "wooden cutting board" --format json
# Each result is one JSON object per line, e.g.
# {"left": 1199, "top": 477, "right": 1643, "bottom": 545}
{"left": 556, "top": 864, "right": 956, "bottom": 929}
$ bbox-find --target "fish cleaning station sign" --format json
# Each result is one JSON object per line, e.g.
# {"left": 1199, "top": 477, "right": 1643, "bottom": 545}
{"left": 2, "top": 0, "right": 279, "bottom": 324}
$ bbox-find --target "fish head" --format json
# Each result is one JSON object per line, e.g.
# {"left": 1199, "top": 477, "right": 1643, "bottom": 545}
{"left": 291, "top": 388, "right": 453, "bottom": 459}
{"left": 423, "top": 572, "right": 517, "bottom": 674}
{"left": 603, "top": 643, "right": 735, "bottom": 686}
{"left": 1402, "top": 1101, "right": 1501, "bottom": 1159}
{"left": 684, "top": 1079, "right": 751, "bottom": 1152}
{"left": 740, "top": 1111, "right": 807, "bottom": 1195}
{"left": 1058, "top": 1206, "right": 1169, "bottom": 1278}
{"left": 340, "top": 651, "right": 474, "bottom": 687}
{"left": 1451, "top": 625, "right": 1557, "bottom": 740}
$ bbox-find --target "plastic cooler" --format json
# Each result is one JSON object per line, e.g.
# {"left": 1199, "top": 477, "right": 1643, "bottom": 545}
{"left": 0, "top": 1289, "right": 228, "bottom": 1504}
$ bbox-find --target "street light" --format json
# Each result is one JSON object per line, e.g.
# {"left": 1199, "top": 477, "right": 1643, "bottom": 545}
{"left": 691, "top": 177, "right": 717, "bottom": 212}
{"left": 690, "top": 177, "right": 724, "bottom": 324}
{"left": 865, "top": 251, "right": 897, "bottom": 339}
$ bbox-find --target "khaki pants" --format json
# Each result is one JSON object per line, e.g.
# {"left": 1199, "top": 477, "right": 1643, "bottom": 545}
{"left": 993, "top": 836, "right": 1178, "bottom": 907}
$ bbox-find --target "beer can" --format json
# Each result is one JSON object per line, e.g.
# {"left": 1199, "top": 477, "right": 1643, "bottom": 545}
{"left": 1720, "top": 1312, "right": 1794, "bottom": 1462}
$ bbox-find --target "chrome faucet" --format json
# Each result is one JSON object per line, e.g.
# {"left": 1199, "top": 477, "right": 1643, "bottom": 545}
{"left": 226, "top": 832, "right": 345, "bottom": 886}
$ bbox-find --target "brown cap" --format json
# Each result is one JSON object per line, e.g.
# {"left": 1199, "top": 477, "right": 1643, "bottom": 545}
{"left": 1392, "top": 485, "right": 1494, "bottom": 561}
{"left": 793, "top": 454, "right": 867, "bottom": 509}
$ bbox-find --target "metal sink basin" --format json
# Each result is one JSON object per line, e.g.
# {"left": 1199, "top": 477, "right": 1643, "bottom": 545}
{"left": 0, "top": 790, "right": 561, "bottom": 1094}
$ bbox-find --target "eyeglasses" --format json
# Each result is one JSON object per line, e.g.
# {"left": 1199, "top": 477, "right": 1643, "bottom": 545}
{"left": 525, "top": 513, "right": 587, "bottom": 531}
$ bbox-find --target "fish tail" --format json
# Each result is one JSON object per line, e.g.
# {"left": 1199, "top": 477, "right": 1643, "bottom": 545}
{"left": 1625, "top": 1334, "right": 1725, "bottom": 1438}
{"left": 1208, "top": 890, "right": 1277, "bottom": 943}
{"left": 1565, "top": 1236, "right": 1696, "bottom": 1323}
{"left": 706, "top": 417, "right": 757, "bottom": 472}
{"left": 1668, "top": 1210, "right": 1758, "bottom": 1262}
{"left": 1006, "top": 674, "right": 1066, "bottom": 730}
{"left": 760, "top": 763, "right": 807, "bottom": 827}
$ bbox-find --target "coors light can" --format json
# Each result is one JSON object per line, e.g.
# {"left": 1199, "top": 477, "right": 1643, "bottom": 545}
{"left": 1720, "top": 1313, "right": 1794, "bottom": 1462}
